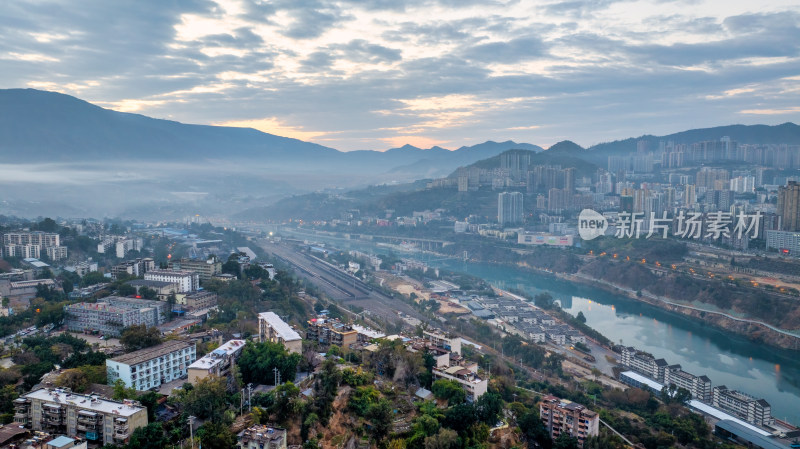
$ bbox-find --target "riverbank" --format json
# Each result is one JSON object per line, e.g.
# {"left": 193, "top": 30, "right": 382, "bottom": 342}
{"left": 557, "top": 271, "right": 800, "bottom": 351}
{"left": 278, "top": 227, "right": 800, "bottom": 350}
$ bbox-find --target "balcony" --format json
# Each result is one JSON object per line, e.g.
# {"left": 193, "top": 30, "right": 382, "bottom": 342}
{"left": 113, "top": 431, "right": 130, "bottom": 440}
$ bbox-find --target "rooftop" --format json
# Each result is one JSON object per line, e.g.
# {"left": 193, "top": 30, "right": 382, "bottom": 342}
{"left": 146, "top": 269, "right": 195, "bottom": 277}
{"left": 188, "top": 339, "right": 245, "bottom": 370}
{"left": 689, "top": 400, "right": 771, "bottom": 437}
{"left": 621, "top": 370, "right": 665, "bottom": 392}
{"left": 127, "top": 279, "right": 177, "bottom": 288}
{"left": 715, "top": 419, "right": 785, "bottom": 449}
{"left": 351, "top": 324, "right": 386, "bottom": 339}
{"left": 109, "top": 340, "right": 193, "bottom": 366}
{"left": 240, "top": 425, "right": 285, "bottom": 444}
{"left": 23, "top": 388, "right": 145, "bottom": 417}
{"left": 46, "top": 436, "right": 78, "bottom": 448}
{"left": 259, "top": 312, "right": 301, "bottom": 341}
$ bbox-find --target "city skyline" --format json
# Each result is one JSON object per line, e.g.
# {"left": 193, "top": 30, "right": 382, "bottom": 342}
{"left": 2, "top": 0, "right": 799, "bottom": 151}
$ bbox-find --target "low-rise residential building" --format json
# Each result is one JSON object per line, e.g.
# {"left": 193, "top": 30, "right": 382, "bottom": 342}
{"left": 111, "top": 258, "right": 155, "bottom": 279}
{"left": 712, "top": 386, "right": 773, "bottom": 427}
{"left": 13, "top": 388, "right": 148, "bottom": 445}
{"left": 106, "top": 340, "right": 196, "bottom": 390}
{"left": 3, "top": 278, "right": 57, "bottom": 302}
{"left": 158, "top": 318, "right": 202, "bottom": 335}
{"left": 664, "top": 365, "right": 712, "bottom": 402}
{"left": 45, "top": 435, "right": 87, "bottom": 449}
{"left": 64, "top": 296, "right": 167, "bottom": 337}
{"left": 179, "top": 290, "right": 218, "bottom": 311}
{"left": 127, "top": 279, "right": 179, "bottom": 300}
{"left": 67, "top": 261, "right": 98, "bottom": 277}
{"left": 144, "top": 269, "right": 198, "bottom": 293}
{"left": 432, "top": 366, "right": 488, "bottom": 400}
{"left": 620, "top": 346, "right": 669, "bottom": 383}
{"left": 306, "top": 318, "right": 357, "bottom": 348}
{"left": 258, "top": 312, "right": 302, "bottom": 354}
{"left": 188, "top": 339, "right": 246, "bottom": 387}
{"left": 423, "top": 329, "right": 461, "bottom": 355}
{"left": 539, "top": 395, "right": 600, "bottom": 448}
{"left": 351, "top": 324, "right": 386, "bottom": 342}
{"left": 765, "top": 230, "right": 800, "bottom": 255}
{"left": 169, "top": 257, "right": 222, "bottom": 283}
{"left": 238, "top": 425, "right": 287, "bottom": 449}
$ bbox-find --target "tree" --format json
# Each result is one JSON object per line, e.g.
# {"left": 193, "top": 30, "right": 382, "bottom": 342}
{"left": 237, "top": 341, "right": 301, "bottom": 386}
{"left": 270, "top": 381, "right": 302, "bottom": 421}
{"left": 139, "top": 286, "right": 157, "bottom": 300}
{"left": 221, "top": 254, "right": 240, "bottom": 277}
{"left": 535, "top": 292, "right": 555, "bottom": 309}
{"left": 181, "top": 376, "right": 228, "bottom": 421}
{"left": 553, "top": 433, "right": 579, "bottom": 449}
{"left": 112, "top": 379, "right": 137, "bottom": 401}
{"left": 474, "top": 392, "right": 503, "bottom": 425}
{"left": 367, "top": 398, "right": 393, "bottom": 442}
{"left": 576, "top": 311, "right": 587, "bottom": 324}
{"left": 117, "top": 284, "right": 136, "bottom": 297}
{"left": 36, "top": 218, "right": 59, "bottom": 232}
{"left": 81, "top": 271, "right": 107, "bottom": 287}
{"left": 431, "top": 379, "right": 466, "bottom": 406}
{"left": 311, "top": 358, "right": 342, "bottom": 425}
{"left": 120, "top": 325, "right": 162, "bottom": 352}
{"left": 518, "top": 408, "right": 552, "bottom": 449}
{"left": 198, "top": 421, "right": 236, "bottom": 449}
{"left": 423, "top": 428, "right": 459, "bottom": 449}
{"left": 128, "top": 423, "right": 168, "bottom": 449}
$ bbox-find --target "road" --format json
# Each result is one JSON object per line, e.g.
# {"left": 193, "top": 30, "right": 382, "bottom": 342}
{"left": 258, "top": 239, "right": 428, "bottom": 325}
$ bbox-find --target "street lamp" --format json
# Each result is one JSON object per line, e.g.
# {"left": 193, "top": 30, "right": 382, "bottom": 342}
{"left": 188, "top": 415, "right": 196, "bottom": 449}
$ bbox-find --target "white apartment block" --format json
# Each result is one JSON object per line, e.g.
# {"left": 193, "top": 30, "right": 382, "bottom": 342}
{"left": 712, "top": 386, "right": 773, "bottom": 427}
{"left": 3, "top": 232, "right": 60, "bottom": 248}
{"left": 188, "top": 339, "right": 246, "bottom": 387}
{"left": 115, "top": 238, "right": 143, "bottom": 258}
{"left": 14, "top": 388, "right": 148, "bottom": 445}
{"left": 97, "top": 238, "right": 115, "bottom": 254}
{"left": 144, "top": 269, "right": 199, "bottom": 293}
{"left": 46, "top": 246, "right": 69, "bottom": 261}
{"left": 4, "top": 244, "right": 41, "bottom": 259}
{"left": 106, "top": 340, "right": 196, "bottom": 391}
{"left": 258, "top": 312, "right": 302, "bottom": 354}
{"left": 664, "top": 365, "right": 712, "bottom": 402}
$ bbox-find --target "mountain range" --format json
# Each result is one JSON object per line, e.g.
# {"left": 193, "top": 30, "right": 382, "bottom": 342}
{"left": 0, "top": 88, "right": 798, "bottom": 219}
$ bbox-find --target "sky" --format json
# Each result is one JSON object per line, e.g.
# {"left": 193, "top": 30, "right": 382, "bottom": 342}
{"left": 1, "top": 0, "right": 799, "bottom": 152}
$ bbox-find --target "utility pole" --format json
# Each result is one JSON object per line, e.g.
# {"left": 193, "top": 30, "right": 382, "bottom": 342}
{"left": 273, "top": 367, "right": 281, "bottom": 386}
{"left": 188, "top": 415, "right": 196, "bottom": 449}
{"left": 248, "top": 383, "right": 253, "bottom": 412}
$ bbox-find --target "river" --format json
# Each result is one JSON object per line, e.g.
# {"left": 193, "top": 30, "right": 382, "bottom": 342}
{"left": 278, "top": 230, "right": 800, "bottom": 424}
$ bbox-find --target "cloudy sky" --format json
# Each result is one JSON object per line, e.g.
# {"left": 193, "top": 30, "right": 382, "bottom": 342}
{"left": 2, "top": 0, "right": 799, "bottom": 151}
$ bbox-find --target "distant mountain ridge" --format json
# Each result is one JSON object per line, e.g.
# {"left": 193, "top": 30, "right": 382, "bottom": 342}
{"left": 0, "top": 89, "right": 539, "bottom": 179}
{"left": 587, "top": 123, "right": 800, "bottom": 157}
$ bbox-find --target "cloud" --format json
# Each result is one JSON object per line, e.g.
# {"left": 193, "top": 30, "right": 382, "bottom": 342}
{"left": 462, "top": 36, "right": 548, "bottom": 63}
{"left": 215, "top": 116, "right": 330, "bottom": 140}
{"left": 739, "top": 107, "right": 800, "bottom": 115}
{"left": 1, "top": 0, "right": 798, "bottom": 151}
